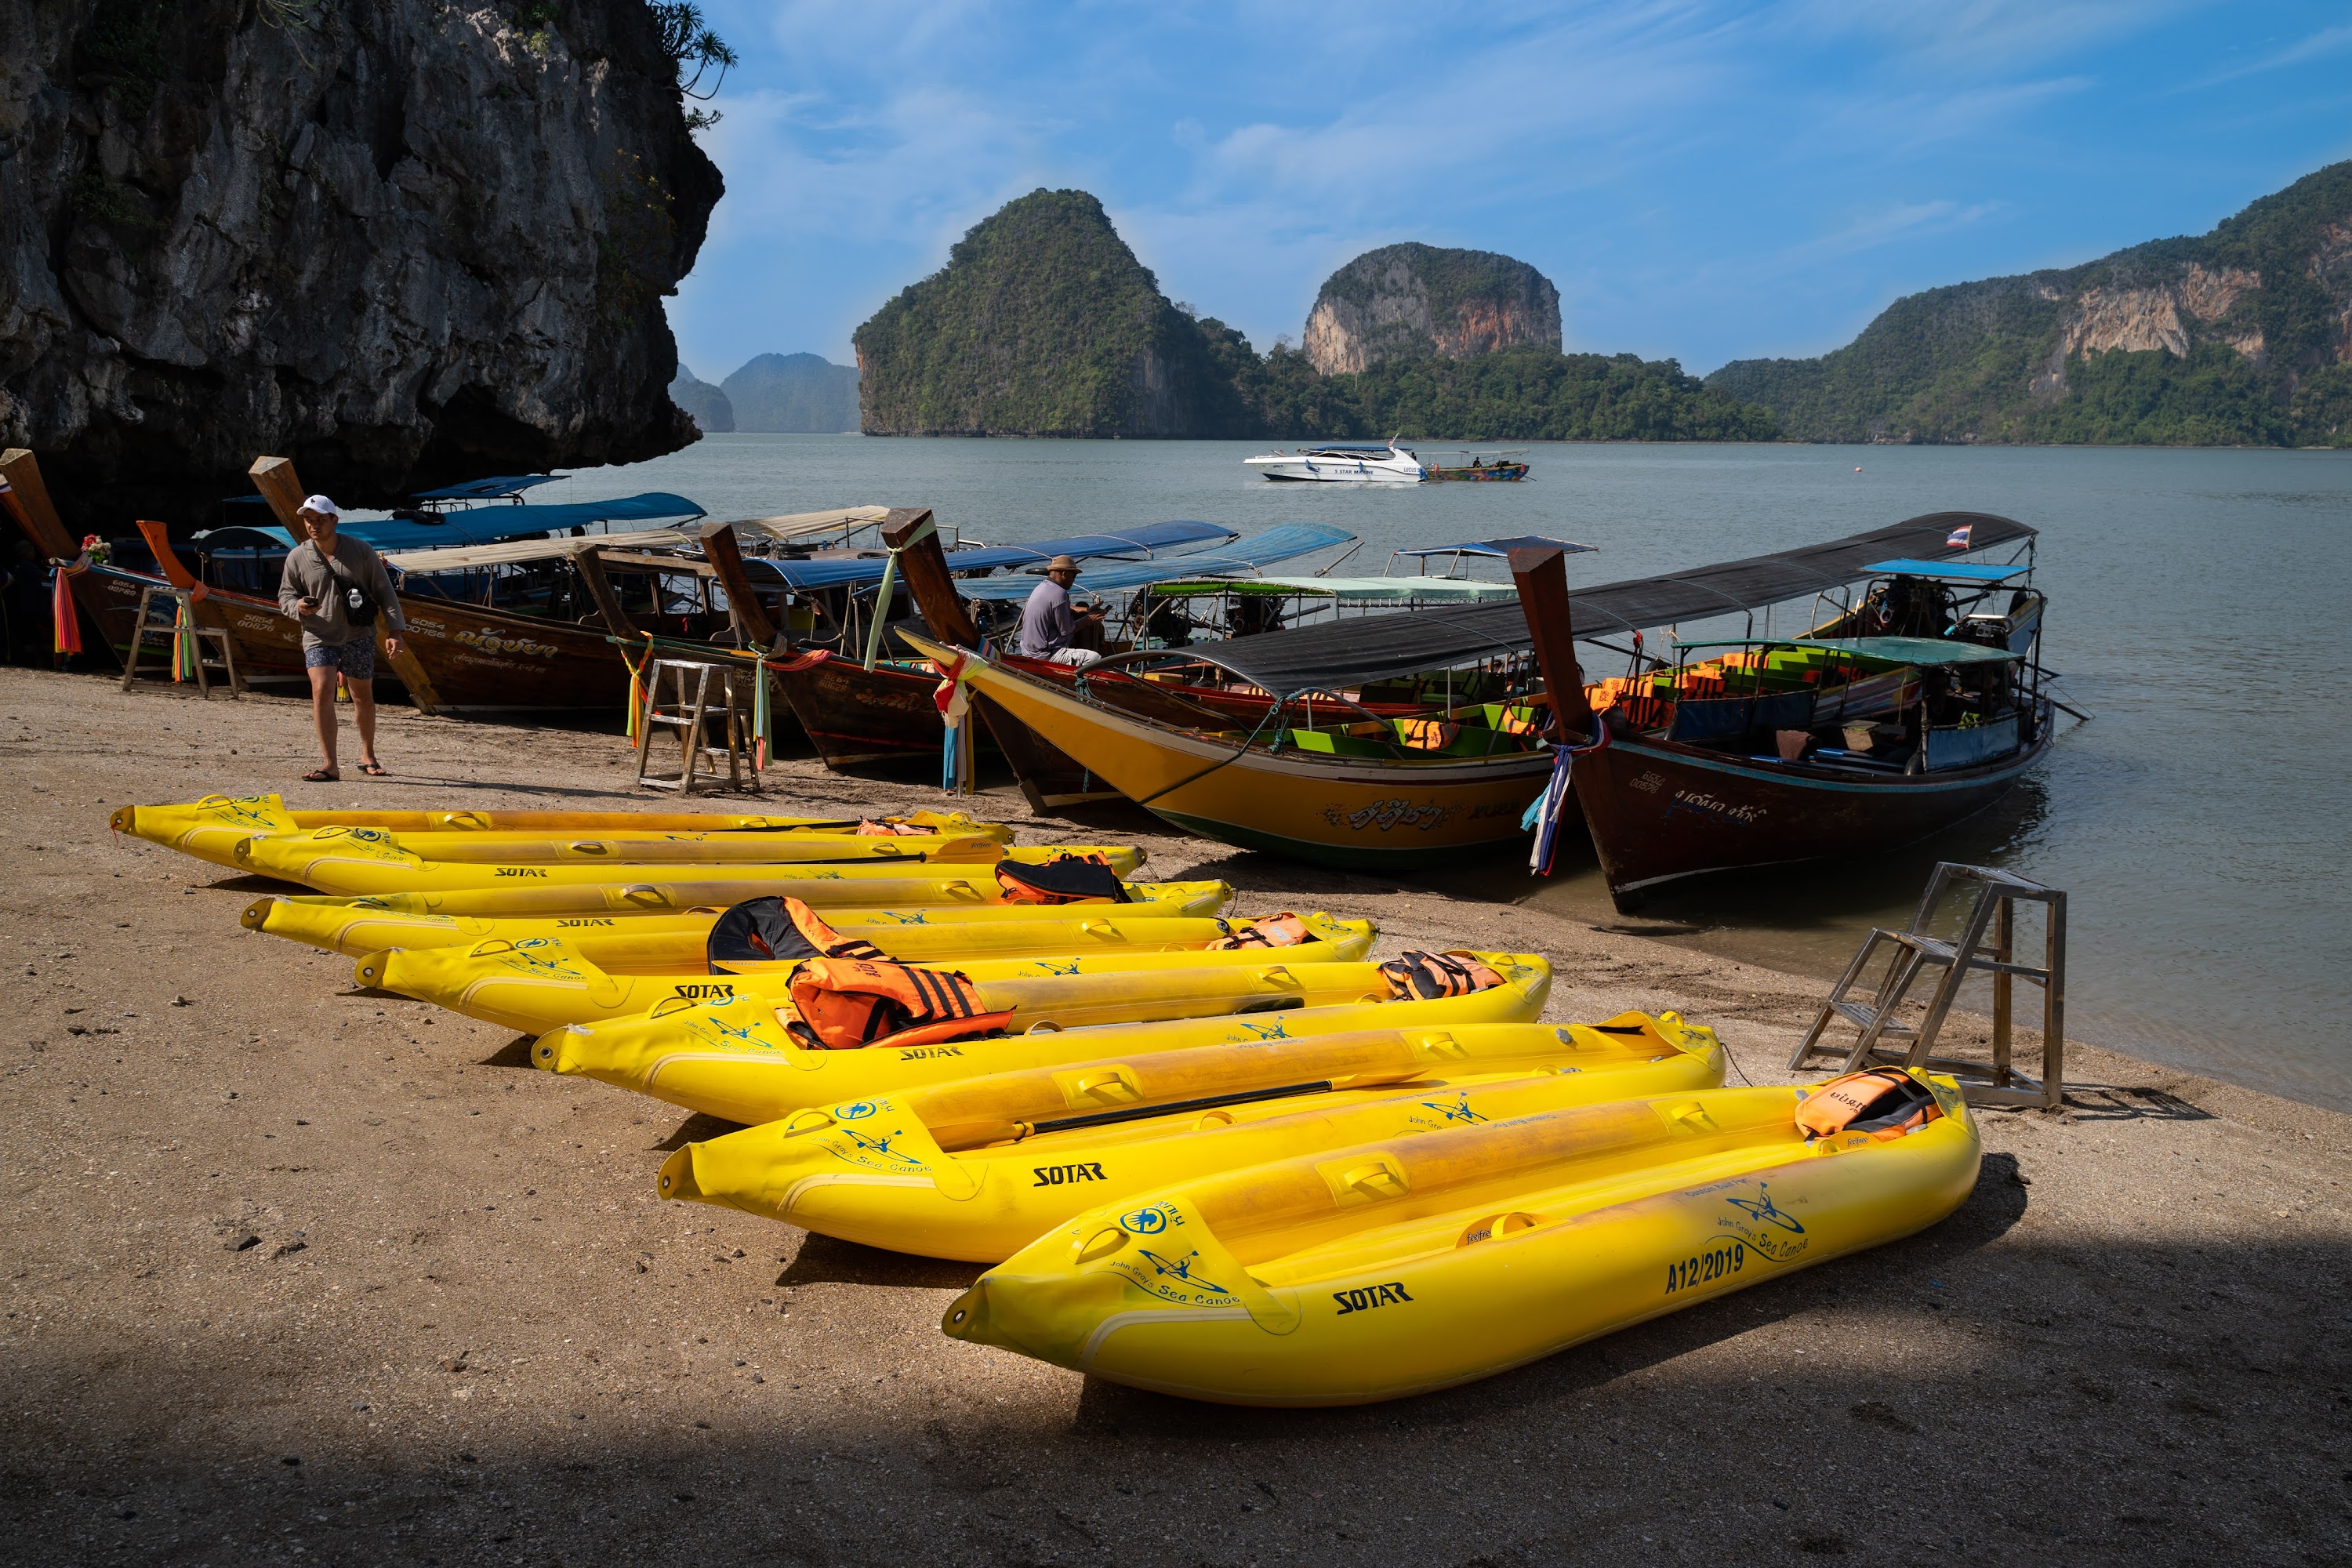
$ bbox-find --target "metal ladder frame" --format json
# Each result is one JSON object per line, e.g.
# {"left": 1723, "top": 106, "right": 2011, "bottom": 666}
{"left": 633, "top": 658, "right": 757, "bottom": 794}
{"left": 1788, "top": 862, "right": 2065, "bottom": 1109}
{"left": 121, "top": 586, "right": 245, "bottom": 699}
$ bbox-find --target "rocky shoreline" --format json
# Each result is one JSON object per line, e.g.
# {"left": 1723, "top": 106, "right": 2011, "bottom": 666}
{"left": 2, "top": 667, "right": 2345, "bottom": 1564}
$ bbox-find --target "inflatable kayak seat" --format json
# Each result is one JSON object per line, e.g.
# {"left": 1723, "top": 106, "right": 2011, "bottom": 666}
{"left": 1207, "top": 913, "right": 1311, "bottom": 951}
{"left": 996, "top": 854, "right": 1131, "bottom": 905}
{"left": 706, "top": 896, "right": 884, "bottom": 971}
{"left": 1378, "top": 951, "right": 1505, "bottom": 1000}
{"left": 1796, "top": 1069, "right": 1944, "bottom": 1142}
{"left": 785, "top": 956, "right": 1011, "bottom": 1051}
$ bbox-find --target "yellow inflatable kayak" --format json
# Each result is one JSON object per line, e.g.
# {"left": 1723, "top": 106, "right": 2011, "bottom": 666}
{"left": 248, "top": 896, "right": 1356, "bottom": 972}
{"left": 236, "top": 877, "right": 1232, "bottom": 920}
{"left": 358, "top": 927, "right": 1446, "bottom": 1036}
{"left": 230, "top": 830, "right": 1142, "bottom": 895}
{"left": 943, "top": 1069, "right": 1979, "bottom": 1406}
{"left": 535, "top": 961, "right": 1553, "bottom": 1124}
{"left": 111, "top": 793, "right": 1007, "bottom": 868}
{"left": 660, "top": 1013, "right": 1725, "bottom": 1261}
{"left": 260, "top": 826, "right": 1021, "bottom": 866}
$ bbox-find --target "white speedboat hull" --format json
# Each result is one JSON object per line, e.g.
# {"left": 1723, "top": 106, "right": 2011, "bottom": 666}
{"left": 1244, "top": 448, "right": 1424, "bottom": 484}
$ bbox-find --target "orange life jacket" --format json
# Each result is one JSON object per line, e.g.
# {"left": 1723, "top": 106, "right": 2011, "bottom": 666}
{"left": 1395, "top": 718, "right": 1461, "bottom": 751}
{"left": 1207, "top": 913, "right": 1312, "bottom": 950}
{"left": 855, "top": 819, "right": 934, "bottom": 836}
{"left": 784, "top": 957, "right": 1011, "bottom": 1051}
{"left": 1378, "top": 950, "right": 1504, "bottom": 1000}
{"left": 1794, "top": 1069, "right": 1944, "bottom": 1142}
{"left": 707, "top": 895, "right": 885, "bottom": 971}
{"left": 994, "top": 853, "right": 1130, "bottom": 905}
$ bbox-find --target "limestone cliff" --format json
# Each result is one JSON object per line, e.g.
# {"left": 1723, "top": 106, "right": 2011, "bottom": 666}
{"left": 853, "top": 189, "right": 1254, "bottom": 438}
{"left": 0, "top": 0, "right": 722, "bottom": 532}
{"left": 1708, "top": 162, "right": 2352, "bottom": 446}
{"left": 1303, "top": 244, "right": 1560, "bottom": 376}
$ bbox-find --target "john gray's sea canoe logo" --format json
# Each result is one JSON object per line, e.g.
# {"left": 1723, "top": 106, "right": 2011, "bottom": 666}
{"left": 1105, "top": 1247, "right": 1235, "bottom": 1308}
{"left": 1714, "top": 1181, "right": 1809, "bottom": 1263}
{"left": 1322, "top": 798, "right": 1457, "bottom": 833}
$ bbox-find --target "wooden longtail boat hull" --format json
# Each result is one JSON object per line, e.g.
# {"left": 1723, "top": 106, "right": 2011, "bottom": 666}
{"left": 70, "top": 565, "right": 311, "bottom": 678}
{"left": 1572, "top": 715, "right": 2056, "bottom": 910}
{"left": 391, "top": 597, "right": 629, "bottom": 711}
{"left": 927, "top": 638, "right": 1553, "bottom": 869}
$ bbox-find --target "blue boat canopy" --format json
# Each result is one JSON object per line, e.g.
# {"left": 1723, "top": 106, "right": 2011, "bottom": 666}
{"left": 410, "top": 474, "right": 565, "bottom": 502}
{"left": 1794, "top": 636, "right": 2024, "bottom": 666}
{"left": 1860, "top": 558, "right": 2032, "bottom": 583}
{"left": 958, "top": 522, "right": 1357, "bottom": 601}
{"left": 741, "top": 521, "right": 1238, "bottom": 590}
{"left": 193, "top": 492, "right": 707, "bottom": 554}
{"left": 1393, "top": 536, "right": 1598, "bottom": 558}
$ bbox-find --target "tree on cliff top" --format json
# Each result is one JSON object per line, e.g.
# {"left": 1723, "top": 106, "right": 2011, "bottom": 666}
{"left": 851, "top": 189, "right": 1254, "bottom": 437}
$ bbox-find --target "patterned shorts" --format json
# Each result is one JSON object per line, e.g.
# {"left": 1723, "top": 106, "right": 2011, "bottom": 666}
{"left": 304, "top": 637, "right": 375, "bottom": 681}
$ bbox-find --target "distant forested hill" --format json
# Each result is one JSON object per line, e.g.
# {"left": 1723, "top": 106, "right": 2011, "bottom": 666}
{"left": 1708, "top": 162, "right": 2352, "bottom": 446}
{"left": 853, "top": 189, "right": 1773, "bottom": 441}
{"left": 721, "top": 354, "right": 860, "bottom": 433}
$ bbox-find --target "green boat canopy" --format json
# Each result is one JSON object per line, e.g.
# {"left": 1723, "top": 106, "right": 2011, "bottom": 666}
{"left": 1149, "top": 575, "right": 1520, "bottom": 603}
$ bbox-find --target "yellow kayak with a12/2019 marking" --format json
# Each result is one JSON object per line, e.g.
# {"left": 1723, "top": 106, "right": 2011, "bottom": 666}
{"left": 942, "top": 1069, "right": 1980, "bottom": 1406}
{"left": 535, "top": 961, "right": 1553, "bottom": 1125}
{"left": 109, "top": 793, "right": 1009, "bottom": 869}
{"left": 357, "top": 924, "right": 1408, "bottom": 1036}
{"left": 230, "top": 829, "right": 1142, "bottom": 896}
{"left": 658, "top": 1012, "right": 1724, "bottom": 1262}
{"left": 245, "top": 896, "right": 1336, "bottom": 973}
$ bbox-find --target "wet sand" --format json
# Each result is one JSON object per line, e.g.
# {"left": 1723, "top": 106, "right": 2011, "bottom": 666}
{"left": 2, "top": 666, "right": 2347, "bottom": 1566}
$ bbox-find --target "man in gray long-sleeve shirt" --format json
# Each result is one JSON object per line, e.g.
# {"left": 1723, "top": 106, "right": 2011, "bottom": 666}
{"left": 277, "top": 495, "right": 405, "bottom": 780}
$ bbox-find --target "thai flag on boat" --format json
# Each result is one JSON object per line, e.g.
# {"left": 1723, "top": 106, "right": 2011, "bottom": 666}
{"left": 1944, "top": 523, "right": 1973, "bottom": 548}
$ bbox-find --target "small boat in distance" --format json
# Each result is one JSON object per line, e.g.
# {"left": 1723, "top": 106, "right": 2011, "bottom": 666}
{"left": 1423, "top": 449, "right": 1530, "bottom": 481}
{"left": 1243, "top": 441, "right": 1425, "bottom": 484}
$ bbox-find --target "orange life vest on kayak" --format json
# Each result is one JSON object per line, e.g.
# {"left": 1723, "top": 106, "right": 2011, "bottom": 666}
{"left": 1377, "top": 951, "right": 1504, "bottom": 1000}
{"left": 1795, "top": 1069, "right": 1944, "bottom": 1142}
{"left": 1207, "top": 913, "right": 1312, "bottom": 950}
{"left": 994, "top": 853, "right": 1131, "bottom": 905}
{"left": 855, "top": 819, "right": 934, "bottom": 836}
{"left": 706, "top": 896, "right": 884, "bottom": 971}
{"left": 784, "top": 957, "right": 1012, "bottom": 1051}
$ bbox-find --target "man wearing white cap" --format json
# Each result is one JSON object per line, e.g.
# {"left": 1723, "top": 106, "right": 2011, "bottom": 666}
{"left": 277, "top": 495, "right": 405, "bottom": 781}
{"left": 1017, "top": 554, "right": 1104, "bottom": 667}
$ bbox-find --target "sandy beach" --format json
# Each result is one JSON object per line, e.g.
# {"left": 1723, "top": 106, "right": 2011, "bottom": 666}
{"left": 3, "top": 666, "right": 2347, "bottom": 1566}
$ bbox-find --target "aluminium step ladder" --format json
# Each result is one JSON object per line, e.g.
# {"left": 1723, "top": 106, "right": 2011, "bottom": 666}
{"left": 633, "top": 659, "right": 758, "bottom": 794}
{"left": 1789, "top": 862, "right": 2066, "bottom": 1109}
{"left": 121, "top": 586, "right": 245, "bottom": 698}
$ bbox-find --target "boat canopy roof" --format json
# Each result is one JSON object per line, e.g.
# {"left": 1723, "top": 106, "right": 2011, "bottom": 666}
{"left": 1791, "top": 636, "right": 2024, "bottom": 666}
{"left": 956, "top": 522, "right": 1356, "bottom": 601}
{"left": 1860, "top": 557, "right": 2034, "bottom": 583}
{"left": 382, "top": 525, "right": 704, "bottom": 574}
{"left": 409, "top": 474, "right": 564, "bottom": 502}
{"left": 196, "top": 492, "right": 707, "bottom": 554}
{"left": 1393, "top": 536, "right": 1596, "bottom": 559}
{"left": 1143, "top": 511, "right": 2036, "bottom": 698}
{"left": 1147, "top": 575, "right": 1519, "bottom": 603}
{"left": 728, "top": 506, "right": 891, "bottom": 541}
{"left": 743, "top": 520, "right": 1239, "bottom": 590}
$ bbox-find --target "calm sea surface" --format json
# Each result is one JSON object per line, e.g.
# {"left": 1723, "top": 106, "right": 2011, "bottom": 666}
{"left": 524, "top": 435, "right": 2352, "bottom": 1110}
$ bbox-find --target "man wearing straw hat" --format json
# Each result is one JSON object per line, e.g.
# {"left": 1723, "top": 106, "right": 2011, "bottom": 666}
{"left": 278, "top": 495, "right": 405, "bottom": 781}
{"left": 1017, "top": 554, "right": 1105, "bottom": 668}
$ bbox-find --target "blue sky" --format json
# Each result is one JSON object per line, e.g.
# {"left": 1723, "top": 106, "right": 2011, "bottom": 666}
{"left": 664, "top": 2, "right": 2352, "bottom": 383}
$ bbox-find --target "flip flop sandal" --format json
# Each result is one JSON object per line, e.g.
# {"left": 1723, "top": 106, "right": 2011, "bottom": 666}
{"left": 361, "top": 763, "right": 389, "bottom": 776}
{"left": 302, "top": 768, "right": 339, "bottom": 782}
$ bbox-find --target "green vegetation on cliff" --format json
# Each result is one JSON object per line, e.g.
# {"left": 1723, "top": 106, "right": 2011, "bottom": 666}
{"left": 855, "top": 191, "right": 1773, "bottom": 441}
{"left": 852, "top": 189, "right": 1252, "bottom": 437}
{"left": 1708, "top": 162, "right": 2352, "bottom": 447}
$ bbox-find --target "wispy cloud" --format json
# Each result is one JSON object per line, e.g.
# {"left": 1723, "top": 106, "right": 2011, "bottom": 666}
{"left": 2187, "top": 21, "right": 2352, "bottom": 86}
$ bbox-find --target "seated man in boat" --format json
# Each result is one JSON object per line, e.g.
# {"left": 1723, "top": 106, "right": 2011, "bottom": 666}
{"left": 278, "top": 495, "right": 405, "bottom": 781}
{"left": 1018, "top": 555, "right": 1105, "bottom": 668}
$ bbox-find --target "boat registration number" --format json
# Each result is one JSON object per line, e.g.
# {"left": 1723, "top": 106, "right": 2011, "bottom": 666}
{"left": 1664, "top": 1244, "right": 1745, "bottom": 1294}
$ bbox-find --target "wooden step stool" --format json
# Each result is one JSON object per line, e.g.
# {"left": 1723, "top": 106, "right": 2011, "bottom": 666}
{"left": 634, "top": 659, "right": 758, "bottom": 794}
{"left": 121, "top": 586, "right": 245, "bottom": 698}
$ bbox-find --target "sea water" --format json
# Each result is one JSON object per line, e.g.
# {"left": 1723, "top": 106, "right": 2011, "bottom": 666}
{"left": 530, "top": 435, "right": 2352, "bottom": 1110}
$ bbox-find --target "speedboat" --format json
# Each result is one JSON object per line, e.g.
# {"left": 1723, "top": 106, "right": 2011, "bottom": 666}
{"left": 1243, "top": 442, "right": 1425, "bottom": 484}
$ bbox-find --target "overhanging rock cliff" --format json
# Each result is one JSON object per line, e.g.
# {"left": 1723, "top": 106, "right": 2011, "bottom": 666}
{"left": 0, "top": 0, "right": 722, "bottom": 532}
